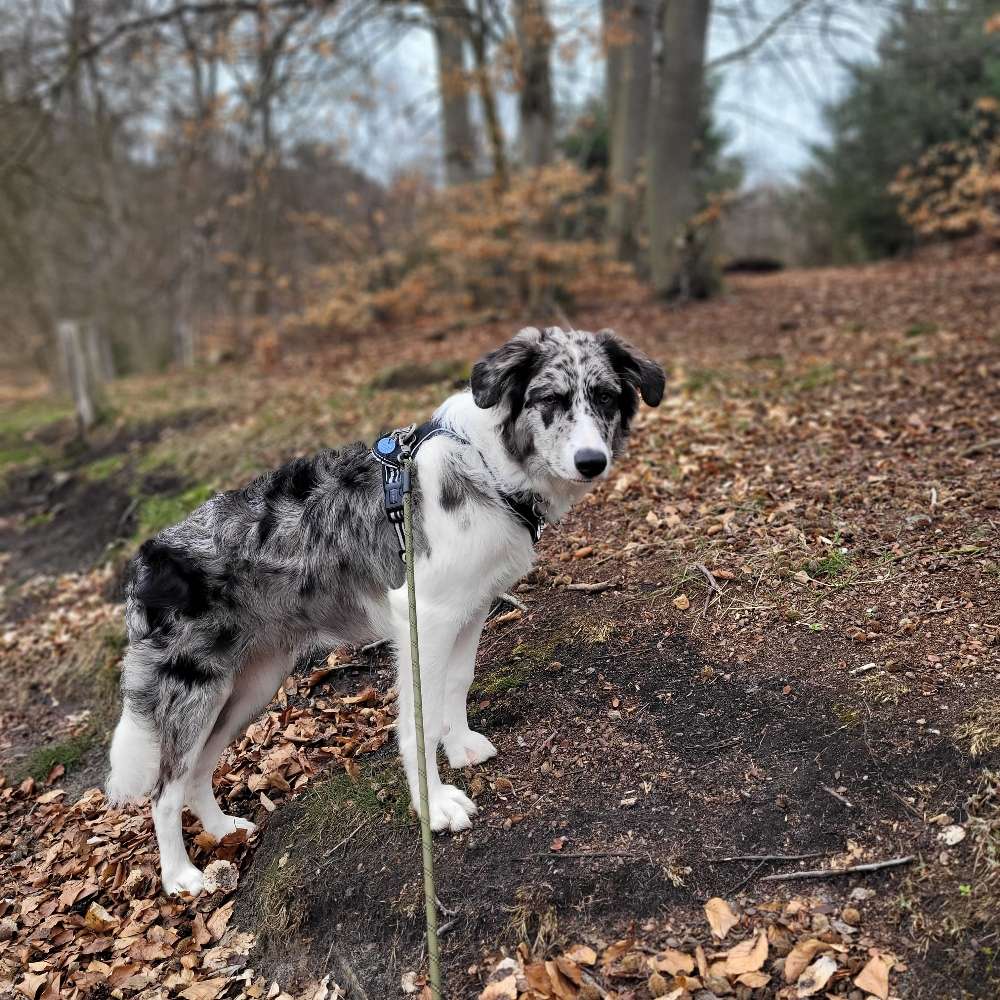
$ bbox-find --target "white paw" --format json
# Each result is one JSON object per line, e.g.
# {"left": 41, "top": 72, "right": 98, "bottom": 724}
{"left": 426, "top": 784, "right": 477, "bottom": 833}
{"left": 444, "top": 730, "right": 498, "bottom": 769}
{"left": 162, "top": 864, "right": 205, "bottom": 896}
{"left": 202, "top": 815, "right": 257, "bottom": 841}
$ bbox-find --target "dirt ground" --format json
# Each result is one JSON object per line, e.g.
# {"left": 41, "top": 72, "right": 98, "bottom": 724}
{"left": 1, "top": 248, "right": 999, "bottom": 1000}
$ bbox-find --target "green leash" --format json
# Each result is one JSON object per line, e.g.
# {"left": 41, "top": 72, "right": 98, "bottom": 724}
{"left": 402, "top": 454, "right": 442, "bottom": 999}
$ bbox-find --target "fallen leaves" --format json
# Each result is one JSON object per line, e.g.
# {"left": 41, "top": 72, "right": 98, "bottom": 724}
{"left": 704, "top": 896, "right": 739, "bottom": 939}
{"left": 480, "top": 893, "right": 899, "bottom": 1000}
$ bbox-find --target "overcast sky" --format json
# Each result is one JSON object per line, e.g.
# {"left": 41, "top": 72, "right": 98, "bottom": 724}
{"left": 327, "top": 1, "right": 886, "bottom": 188}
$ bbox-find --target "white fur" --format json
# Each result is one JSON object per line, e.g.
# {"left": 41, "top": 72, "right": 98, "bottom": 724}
{"left": 106, "top": 707, "right": 160, "bottom": 805}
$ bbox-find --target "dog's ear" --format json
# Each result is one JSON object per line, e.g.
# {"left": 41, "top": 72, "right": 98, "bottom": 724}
{"left": 596, "top": 329, "right": 665, "bottom": 407}
{"left": 470, "top": 327, "right": 544, "bottom": 409}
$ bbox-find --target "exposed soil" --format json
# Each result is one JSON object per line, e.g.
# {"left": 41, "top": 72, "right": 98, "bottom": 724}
{"left": 1, "top": 249, "right": 999, "bottom": 1000}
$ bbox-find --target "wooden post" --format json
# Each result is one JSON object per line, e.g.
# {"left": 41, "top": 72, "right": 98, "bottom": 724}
{"left": 58, "top": 319, "right": 106, "bottom": 433}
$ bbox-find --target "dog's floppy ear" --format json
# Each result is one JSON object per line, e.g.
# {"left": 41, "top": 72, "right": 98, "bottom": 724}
{"left": 470, "top": 327, "right": 544, "bottom": 408}
{"left": 596, "top": 329, "right": 666, "bottom": 407}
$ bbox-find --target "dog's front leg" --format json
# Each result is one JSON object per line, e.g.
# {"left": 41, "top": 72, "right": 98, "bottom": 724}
{"left": 441, "top": 605, "right": 497, "bottom": 769}
{"left": 393, "top": 610, "right": 477, "bottom": 833}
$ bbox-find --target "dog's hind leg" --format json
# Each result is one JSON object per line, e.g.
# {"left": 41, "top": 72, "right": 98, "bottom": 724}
{"left": 393, "top": 610, "right": 477, "bottom": 833}
{"left": 151, "top": 676, "right": 233, "bottom": 896}
{"left": 185, "top": 652, "right": 291, "bottom": 841}
{"left": 441, "top": 606, "right": 497, "bottom": 769}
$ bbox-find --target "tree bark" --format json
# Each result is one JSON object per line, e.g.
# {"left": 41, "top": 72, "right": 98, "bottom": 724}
{"left": 647, "top": 0, "right": 711, "bottom": 296}
{"left": 430, "top": 1, "right": 478, "bottom": 185}
{"left": 602, "top": 0, "right": 625, "bottom": 133}
{"left": 607, "top": 0, "right": 653, "bottom": 260}
{"left": 514, "top": 0, "right": 554, "bottom": 169}
{"left": 469, "top": 0, "right": 508, "bottom": 188}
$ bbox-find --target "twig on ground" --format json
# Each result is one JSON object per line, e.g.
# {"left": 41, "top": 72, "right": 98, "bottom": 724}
{"left": 760, "top": 855, "right": 915, "bottom": 882}
{"left": 435, "top": 894, "right": 459, "bottom": 918}
{"left": 360, "top": 639, "right": 388, "bottom": 655}
{"left": 821, "top": 785, "right": 855, "bottom": 808}
{"left": 565, "top": 580, "right": 616, "bottom": 593}
{"left": 849, "top": 662, "right": 878, "bottom": 676}
{"left": 322, "top": 940, "right": 370, "bottom": 1000}
{"left": 497, "top": 592, "right": 528, "bottom": 612}
{"left": 679, "top": 736, "right": 742, "bottom": 751}
{"left": 489, "top": 608, "right": 523, "bottom": 627}
{"left": 321, "top": 818, "right": 370, "bottom": 863}
{"left": 437, "top": 918, "right": 458, "bottom": 937}
{"left": 712, "top": 851, "right": 830, "bottom": 863}
{"left": 959, "top": 437, "right": 1000, "bottom": 458}
{"left": 728, "top": 860, "right": 768, "bottom": 895}
{"left": 695, "top": 563, "right": 723, "bottom": 594}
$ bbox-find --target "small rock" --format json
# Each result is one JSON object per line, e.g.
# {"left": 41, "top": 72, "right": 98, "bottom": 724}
{"left": 841, "top": 906, "right": 862, "bottom": 926}
{"left": 400, "top": 971, "right": 419, "bottom": 995}
{"left": 938, "top": 824, "right": 966, "bottom": 846}
{"left": 849, "top": 887, "right": 876, "bottom": 902}
{"left": 203, "top": 859, "right": 239, "bottom": 894}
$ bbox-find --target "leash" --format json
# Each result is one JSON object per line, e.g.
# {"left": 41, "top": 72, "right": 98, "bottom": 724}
{"left": 371, "top": 418, "right": 548, "bottom": 998}
{"left": 401, "top": 445, "right": 442, "bottom": 1000}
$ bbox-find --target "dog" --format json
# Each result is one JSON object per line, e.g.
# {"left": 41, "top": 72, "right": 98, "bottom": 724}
{"left": 106, "top": 326, "right": 664, "bottom": 895}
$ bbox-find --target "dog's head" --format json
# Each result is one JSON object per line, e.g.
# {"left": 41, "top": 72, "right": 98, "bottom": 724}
{"left": 470, "top": 326, "right": 665, "bottom": 491}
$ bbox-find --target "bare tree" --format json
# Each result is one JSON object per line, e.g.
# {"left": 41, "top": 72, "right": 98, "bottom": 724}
{"left": 607, "top": 0, "right": 653, "bottom": 261}
{"left": 647, "top": 0, "right": 712, "bottom": 296}
{"left": 513, "top": 0, "right": 554, "bottom": 169}
{"left": 429, "top": 1, "right": 479, "bottom": 185}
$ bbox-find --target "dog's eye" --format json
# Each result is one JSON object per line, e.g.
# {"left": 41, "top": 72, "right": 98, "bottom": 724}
{"left": 596, "top": 390, "right": 616, "bottom": 408}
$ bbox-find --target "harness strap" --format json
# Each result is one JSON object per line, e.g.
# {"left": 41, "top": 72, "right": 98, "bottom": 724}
{"left": 372, "top": 418, "right": 546, "bottom": 555}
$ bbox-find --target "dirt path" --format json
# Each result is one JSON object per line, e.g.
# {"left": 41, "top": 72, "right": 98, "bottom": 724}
{"left": 1, "top": 250, "right": 998, "bottom": 999}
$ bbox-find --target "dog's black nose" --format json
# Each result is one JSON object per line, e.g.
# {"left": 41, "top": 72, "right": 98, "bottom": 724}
{"left": 574, "top": 449, "right": 607, "bottom": 479}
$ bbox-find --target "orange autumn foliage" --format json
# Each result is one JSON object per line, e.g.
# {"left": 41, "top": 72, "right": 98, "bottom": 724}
{"left": 292, "top": 162, "right": 637, "bottom": 336}
{"left": 890, "top": 97, "right": 1000, "bottom": 241}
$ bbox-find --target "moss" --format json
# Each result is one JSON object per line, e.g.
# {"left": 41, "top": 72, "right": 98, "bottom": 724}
{"left": 82, "top": 454, "right": 126, "bottom": 482}
{"left": 805, "top": 546, "right": 851, "bottom": 580}
{"left": 682, "top": 367, "right": 725, "bottom": 393}
{"left": 13, "top": 729, "right": 100, "bottom": 783}
{"left": 0, "top": 399, "right": 73, "bottom": 440}
{"left": 134, "top": 483, "right": 216, "bottom": 539}
{"left": 905, "top": 321, "right": 938, "bottom": 338}
{"left": 791, "top": 364, "right": 838, "bottom": 393}
{"left": 956, "top": 699, "right": 1000, "bottom": 759}
{"left": 24, "top": 510, "right": 55, "bottom": 529}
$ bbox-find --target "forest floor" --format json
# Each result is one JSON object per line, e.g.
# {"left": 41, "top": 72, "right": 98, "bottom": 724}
{"left": 1, "top": 248, "right": 999, "bottom": 1000}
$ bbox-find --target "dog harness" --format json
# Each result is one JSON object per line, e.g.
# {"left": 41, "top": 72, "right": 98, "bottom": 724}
{"left": 371, "top": 419, "right": 546, "bottom": 558}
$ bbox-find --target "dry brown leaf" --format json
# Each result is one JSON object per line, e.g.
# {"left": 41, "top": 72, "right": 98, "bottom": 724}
{"left": 673, "top": 593, "right": 690, "bottom": 610}
{"left": 704, "top": 897, "right": 739, "bottom": 939}
{"left": 179, "top": 978, "right": 230, "bottom": 1000}
{"left": 655, "top": 948, "right": 694, "bottom": 975}
{"left": 563, "top": 944, "right": 597, "bottom": 966}
{"left": 737, "top": 971, "right": 771, "bottom": 988}
{"left": 784, "top": 938, "right": 827, "bottom": 982}
{"left": 82, "top": 902, "right": 117, "bottom": 933}
{"left": 206, "top": 900, "right": 234, "bottom": 941}
{"left": 17, "top": 973, "right": 46, "bottom": 1000}
{"left": 796, "top": 954, "right": 838, "bottom": 997}
{"left": 854, "top": 953, "right": 893, "bottom": 1000}
{"left": 724, "top": 931, "right": 768, "bottom": 975}
{"left": 479, "top": 974, "right": 517, "bottom": 1000}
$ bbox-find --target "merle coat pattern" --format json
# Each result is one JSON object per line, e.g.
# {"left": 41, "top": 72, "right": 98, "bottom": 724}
{"left": 107, "top": 327, "right": 664, "bottom": 895}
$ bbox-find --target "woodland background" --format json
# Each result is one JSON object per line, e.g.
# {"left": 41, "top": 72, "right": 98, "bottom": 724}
{"left": 2, "top": 4, "right": 1000, "bottom": 1000}
{"left": 1, "top": 0, "right": 998, "bottom": 392}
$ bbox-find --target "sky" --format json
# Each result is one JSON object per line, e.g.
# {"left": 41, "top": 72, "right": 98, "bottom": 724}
{"left": 330, "top": 1, "right": 887, "bottom": 188}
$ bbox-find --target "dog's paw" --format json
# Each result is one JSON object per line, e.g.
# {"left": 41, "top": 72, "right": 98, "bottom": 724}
{"left": 161, "top": 864, "right": 205, "bottom": 897}
{"left": 427, "top": 784, "right": 477, "bottom": 833}
{"left": 203, "top": 814, "right": 257, "bottom": 841}
{"left": 444, "top": 730, "right": 498, "bottom": 769}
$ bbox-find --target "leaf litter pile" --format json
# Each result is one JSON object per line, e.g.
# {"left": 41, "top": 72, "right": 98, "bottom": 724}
{"left": 2, "top": 248, "right": 999, "bottom": 999}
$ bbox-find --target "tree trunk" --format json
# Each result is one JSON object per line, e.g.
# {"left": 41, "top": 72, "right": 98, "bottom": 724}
{"left": 430, "top": 1, "right": 478, "bottom": 185}
{"left": 607, "top": 0, "right": 654, "bottom": 261}
{"left": 469, "top": 0, "right": 508, "bottom": 188}
{"left": 602, "top": 0, "right": 625, "bottom": 133}
{"left": 514, "top": 0, "right": 555, "bottom": 169}
{"left": 58, "top": 319, "right": 106, "bottom": 433}
{"left": 647, "top": 0, "right": 711, "bottom": 296}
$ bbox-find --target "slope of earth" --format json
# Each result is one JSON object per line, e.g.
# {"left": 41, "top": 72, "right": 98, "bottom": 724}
{"left": 1, "top": 248, "right": 998, "bottom": 1000}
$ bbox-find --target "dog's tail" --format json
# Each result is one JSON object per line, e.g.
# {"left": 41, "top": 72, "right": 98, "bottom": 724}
{"left": 106, "top": 705, "right": 160, "bottom": 805}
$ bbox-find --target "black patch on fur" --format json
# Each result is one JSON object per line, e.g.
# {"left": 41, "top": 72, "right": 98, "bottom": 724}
{"left": 162, "top": 652, "right": 213, "bottom": 687}
{"left": 266, "top": 456, "right": 319, "bottom": 505}
{"left": 210, "top": 624, "right": 239, "bottom": 654}
{"left": 133, "top": 540, "right": 211, "bottom": 627}
{"left": 596, "top": 331, "right": 665, "bottom": 429}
